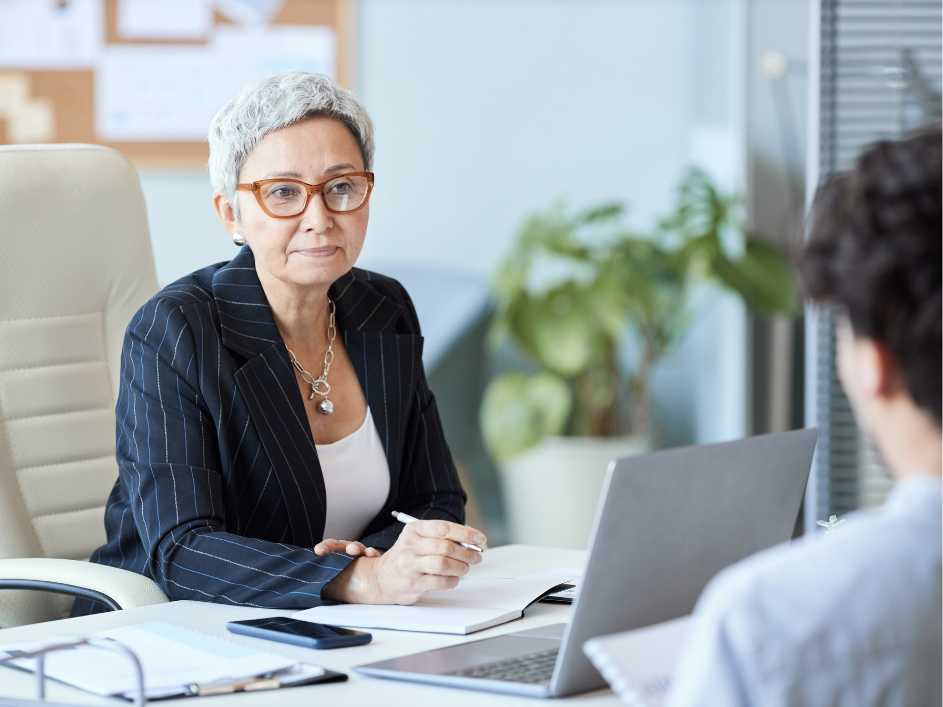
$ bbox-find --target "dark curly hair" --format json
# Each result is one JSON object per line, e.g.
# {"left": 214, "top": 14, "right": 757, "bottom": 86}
{"left": 799, "top": 129, "right": 942, "bottom": 425}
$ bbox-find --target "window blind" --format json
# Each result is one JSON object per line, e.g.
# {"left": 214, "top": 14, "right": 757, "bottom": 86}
{"left": 807, "top": 0, "right": 941, "bottom": 525}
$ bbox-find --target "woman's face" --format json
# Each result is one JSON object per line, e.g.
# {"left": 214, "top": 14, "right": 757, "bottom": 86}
{"left": 232, "top": 117, "right": 369, "bottom": 291}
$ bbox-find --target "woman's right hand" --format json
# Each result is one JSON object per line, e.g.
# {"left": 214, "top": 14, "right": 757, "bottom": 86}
{"left": 322, "top": 519, "right": 486, "bottom": 605}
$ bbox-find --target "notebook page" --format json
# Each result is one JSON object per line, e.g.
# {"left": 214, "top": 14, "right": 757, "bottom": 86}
{"left": 416, "top": 576, "right": 568, "bottom": 610}
{"left": 294, "top": 576, "right": 567, "bottom": 634}
{"left": 295, "top": 604, "right": 513, "bottom": 634}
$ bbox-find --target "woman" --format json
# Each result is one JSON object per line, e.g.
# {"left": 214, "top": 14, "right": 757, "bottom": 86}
{"left": 73, "top": 71, "right": 482, "bottom": 615}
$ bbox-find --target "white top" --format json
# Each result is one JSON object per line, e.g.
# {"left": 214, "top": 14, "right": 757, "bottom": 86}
{"left": 315, "top": 408, "right": 391, "bottom": 543}
{"left": 668, "top": 475, "right": 943, "bottom": 707}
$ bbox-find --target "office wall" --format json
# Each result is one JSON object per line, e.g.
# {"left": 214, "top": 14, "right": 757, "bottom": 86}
{"left": 138, "top": 0, "right": 748, "bottom": 446}
{"left": 357, "top": 0, "right": 711, "bottom": 277}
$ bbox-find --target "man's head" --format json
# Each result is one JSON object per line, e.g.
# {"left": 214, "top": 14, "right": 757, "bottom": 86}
{"left": 799, "top": 129, "right": 942, "bottom": 475}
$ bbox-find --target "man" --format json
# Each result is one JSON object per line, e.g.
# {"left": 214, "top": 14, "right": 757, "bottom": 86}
{"left": 668, "top": 130, "right": 942, "bottom": 707}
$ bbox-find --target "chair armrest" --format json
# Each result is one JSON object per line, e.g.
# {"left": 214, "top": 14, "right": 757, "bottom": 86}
{"left": 0, "top": 558, "right": 169, "bottom": 611}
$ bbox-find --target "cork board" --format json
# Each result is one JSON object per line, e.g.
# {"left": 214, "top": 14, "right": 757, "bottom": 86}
{"left": 0, "top": 0, "right": 354, "bottom": 167}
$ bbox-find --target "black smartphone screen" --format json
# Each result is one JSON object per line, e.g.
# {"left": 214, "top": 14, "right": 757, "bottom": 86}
{"left": 231, "top": 617, "right": 367, "bottom": 638}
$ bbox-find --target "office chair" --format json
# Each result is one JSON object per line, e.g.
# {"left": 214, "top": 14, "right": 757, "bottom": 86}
{"left": 0, "top": 144, "right": 169, "bottom": 627}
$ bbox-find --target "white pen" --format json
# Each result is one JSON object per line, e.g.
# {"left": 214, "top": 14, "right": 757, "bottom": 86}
{"left": 391, "top": 511, "right": 483, "bottom": 552}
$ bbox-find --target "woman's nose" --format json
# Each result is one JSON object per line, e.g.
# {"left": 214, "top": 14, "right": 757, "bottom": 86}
{"left": 300, "top": 193, "right": 334, "bottom": 233}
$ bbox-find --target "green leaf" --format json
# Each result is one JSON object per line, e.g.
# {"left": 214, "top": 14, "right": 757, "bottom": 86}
{"left": 576, "top": 202, "right": 625, "bottom": 224}
{"left": 480, "top": 372, "right": 572, "bottom": 464}
{"left": 505, "top": 282, "right": 613, "bottom": 377}
{"left": 708, "top": 239, "right": 799, "bottom": 316}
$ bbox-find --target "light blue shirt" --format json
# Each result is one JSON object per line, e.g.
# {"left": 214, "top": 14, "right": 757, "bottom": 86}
{"left": 668, "top": 475, "right": 942, "bottom": 707}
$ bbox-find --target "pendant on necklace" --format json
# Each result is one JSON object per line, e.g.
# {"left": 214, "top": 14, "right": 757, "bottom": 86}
{"left": 319, "top": 398, "right": 335, "bottom": 415}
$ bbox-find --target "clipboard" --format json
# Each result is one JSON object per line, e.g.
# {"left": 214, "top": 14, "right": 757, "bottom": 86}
{"left": 0, "top": 624, "right": 347, "bottom": 706}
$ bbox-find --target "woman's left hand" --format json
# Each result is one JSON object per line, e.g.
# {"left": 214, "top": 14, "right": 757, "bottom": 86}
{"left": 314, "top": 539, "right": 382, "bottom": 557}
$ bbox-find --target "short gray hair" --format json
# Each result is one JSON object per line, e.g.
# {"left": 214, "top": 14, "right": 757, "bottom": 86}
{"left": 208, "top": 70, "right": 375, "bottom": 218}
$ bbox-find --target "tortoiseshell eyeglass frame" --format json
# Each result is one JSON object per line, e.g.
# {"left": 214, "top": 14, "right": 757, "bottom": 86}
{"left": 235, "top": 172, "right": 375, "bottom": 218}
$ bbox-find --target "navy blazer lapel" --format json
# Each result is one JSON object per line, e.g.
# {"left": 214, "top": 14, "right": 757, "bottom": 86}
{"left": 330, "top": 270, "right": 422, "bottom": 510}
{"left": 213, "top": 248, "right": 327, "bottom": 547}
{"left": 343, "top": 329, "right": 423, "bottom": 510}
{"left": 212, "top": 246, "right": 282, "bottom": 359}
{"left": 330, "top": 269, "right": 404, "bottom": 334}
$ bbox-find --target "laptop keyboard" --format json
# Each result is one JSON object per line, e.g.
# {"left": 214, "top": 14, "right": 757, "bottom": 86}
{"left": 446, "top": 648, "right": 560, "bottom": 684}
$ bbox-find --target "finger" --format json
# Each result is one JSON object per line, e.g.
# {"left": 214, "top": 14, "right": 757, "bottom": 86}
{"left": 411, "top": 519, "right": 487, "bottom": 548}
{"left": 364, "top": 547, "right": 381, "bottom": 557}
{"left": 411, "top": 536, "right": 483, "bottom": 566}
{"left": 344, "top": 541, "right": 367, "bottom": 556}
{"left": 416, "top": 554, "right": 472, "bottom": 577}
{"left": 314, "top": 539, "right": 355, "bottom": 555}
{"left": 314, "top": 539, "right": 342, "bottom": 555}
{"left": 416, "top": 572, "right": 461, "bottom": 593}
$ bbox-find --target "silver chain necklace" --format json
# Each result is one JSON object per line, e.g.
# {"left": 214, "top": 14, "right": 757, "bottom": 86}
{"left": 286, "top": 298, "right": 336, "bottom": 415}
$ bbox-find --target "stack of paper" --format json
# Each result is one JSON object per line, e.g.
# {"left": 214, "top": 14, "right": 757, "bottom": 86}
{"left": 0, "top": 621, "right": 327, "bottom": 700}
{"left": 295, "top": 576, "right": 568, "bottom": 635}
{"left": 582, "top": 615, "right": 692, "bottom": 707}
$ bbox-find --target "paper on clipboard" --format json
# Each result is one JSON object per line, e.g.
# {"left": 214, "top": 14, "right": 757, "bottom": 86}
{"left": 0, "top": 621, "right": 324, "bottom": 699}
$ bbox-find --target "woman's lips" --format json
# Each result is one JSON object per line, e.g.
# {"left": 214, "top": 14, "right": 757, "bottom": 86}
{"left": 295, "top": 246, "right": 339, "bottom": 258}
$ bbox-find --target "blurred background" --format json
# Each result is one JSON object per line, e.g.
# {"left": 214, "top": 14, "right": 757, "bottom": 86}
{"left": 1, "top": 0, "right": 939, "bottom": 548}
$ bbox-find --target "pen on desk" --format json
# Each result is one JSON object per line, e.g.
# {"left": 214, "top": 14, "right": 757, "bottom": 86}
{"left": 391, "top": 511, "right": 483, "bottom": 552}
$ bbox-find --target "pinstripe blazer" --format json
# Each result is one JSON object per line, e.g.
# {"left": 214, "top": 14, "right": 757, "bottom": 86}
{"left": 72, "top": 246, "right": 465, "bottom": 616}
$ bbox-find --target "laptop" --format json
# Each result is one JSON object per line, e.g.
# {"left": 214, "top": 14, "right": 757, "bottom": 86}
{"left": 355, "top": 428, "right": 818, "bottom": 698}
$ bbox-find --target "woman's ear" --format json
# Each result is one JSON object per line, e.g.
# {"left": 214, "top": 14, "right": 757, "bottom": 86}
{"left": 213, "top": 190, "right": 240, "bottom": 236}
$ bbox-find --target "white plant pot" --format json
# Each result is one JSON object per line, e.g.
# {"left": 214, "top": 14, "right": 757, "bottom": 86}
{"left": 499, "top": 435, "right": 652, "bottom": 550}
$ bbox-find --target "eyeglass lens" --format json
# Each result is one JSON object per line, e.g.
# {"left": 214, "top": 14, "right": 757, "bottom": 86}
{"left": 260, "top": 175, "right": 370, "bottom": 216}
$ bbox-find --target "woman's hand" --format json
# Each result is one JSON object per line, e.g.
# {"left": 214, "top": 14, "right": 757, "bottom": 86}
{"left": 314, "top": 539, "right": 382, "bottom": 557}
{"left": 322, "top": 520, "right": 486, "bottom": 605}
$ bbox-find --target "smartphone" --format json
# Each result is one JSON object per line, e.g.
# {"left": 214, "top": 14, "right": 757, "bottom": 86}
{"left": 227, "top": 617, "right": 372, "bottom": 650}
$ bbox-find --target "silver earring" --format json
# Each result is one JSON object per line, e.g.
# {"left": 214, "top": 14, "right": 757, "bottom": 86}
{"left": 232, "top": 231, "right": 247, "bottom": 246}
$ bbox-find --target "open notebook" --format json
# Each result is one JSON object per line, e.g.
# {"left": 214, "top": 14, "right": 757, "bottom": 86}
{"left": 294, "top": 576, "right": 570, "bottom": 635}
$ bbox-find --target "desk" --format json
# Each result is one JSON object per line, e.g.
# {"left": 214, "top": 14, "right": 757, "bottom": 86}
{"left": 0, "top": 546, "right": 619, "bottom": 706}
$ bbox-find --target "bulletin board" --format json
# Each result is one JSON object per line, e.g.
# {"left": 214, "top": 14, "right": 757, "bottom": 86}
{"left": 0, "top": 0, "right": 354, "bottom": 167}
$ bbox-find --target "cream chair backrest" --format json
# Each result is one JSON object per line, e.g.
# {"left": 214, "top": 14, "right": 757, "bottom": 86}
{"left": 0, "top": 144, "right": 158, "bottom": 626}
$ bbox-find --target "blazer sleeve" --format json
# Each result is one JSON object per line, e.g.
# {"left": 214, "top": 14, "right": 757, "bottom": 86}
{"left": 359, "top": 285, "right": 468, "bottom": 551}
{"left": 115, "top": 297, "right": 355, "bottom": 609}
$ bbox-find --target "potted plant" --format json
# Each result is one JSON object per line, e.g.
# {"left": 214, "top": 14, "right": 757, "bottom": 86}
{"left": 481, "top": 169, "right": 798, "bottom": 549}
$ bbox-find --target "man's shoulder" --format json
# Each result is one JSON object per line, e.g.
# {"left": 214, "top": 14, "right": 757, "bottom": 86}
{"left": 698, "top": 481, "right": 942, "bottom": 670}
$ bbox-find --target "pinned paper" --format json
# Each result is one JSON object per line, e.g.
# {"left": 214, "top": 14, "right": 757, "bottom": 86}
{"left": 95, "top": 25, "right": 336, "bottom": 142}
{"left": 117, "top": 0, "right": 214, "bottom": 41}
{"left": 0, "top": 0, "right": 103, "bottom": 69}
{"left": 215, "top": 0, "right": 285, "bottom": 26}
{"left": 0, "top": 73, "right": 56, "bottom": 143}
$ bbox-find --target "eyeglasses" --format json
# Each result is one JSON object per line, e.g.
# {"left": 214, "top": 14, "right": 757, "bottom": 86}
{"left": 236, "top": 172, "right": 375, "bottom": 218}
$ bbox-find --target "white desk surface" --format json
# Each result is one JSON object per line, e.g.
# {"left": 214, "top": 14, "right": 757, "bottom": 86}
{"left": 0, "top": 545, "right": 619, "bottom": 706}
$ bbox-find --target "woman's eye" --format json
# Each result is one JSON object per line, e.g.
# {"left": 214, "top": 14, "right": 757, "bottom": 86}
{"left": 328, "top": 181, "right": 353, "bottom": 194}
{"left": 269, "top": 186, "right": 298, "bottom": 199}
